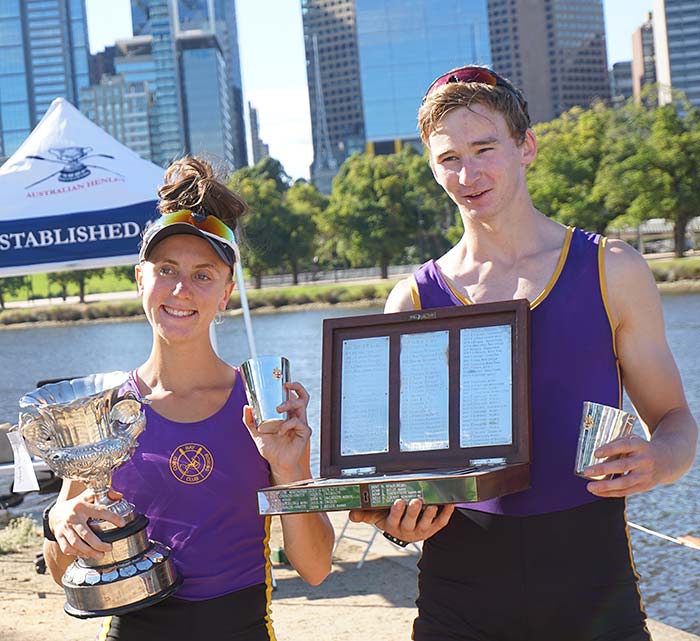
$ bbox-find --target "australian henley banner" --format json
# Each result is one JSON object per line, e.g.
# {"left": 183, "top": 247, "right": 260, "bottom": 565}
{"left": 0, "top": 97, "right": 164, "bottom": 277}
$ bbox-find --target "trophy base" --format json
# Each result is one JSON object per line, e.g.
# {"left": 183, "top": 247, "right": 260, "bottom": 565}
{"left": 62, "top": 513, "right": 181, "bottom": 619}
{"left": 63, "top": 573, "right": 183, "bottom": 619}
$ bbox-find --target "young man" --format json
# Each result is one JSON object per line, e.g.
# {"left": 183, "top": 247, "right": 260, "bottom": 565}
{"left": 350, "top": 67, "right": 697, "bottom": 641}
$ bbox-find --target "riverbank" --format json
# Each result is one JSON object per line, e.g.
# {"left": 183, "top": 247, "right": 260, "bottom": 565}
{"left": 0, "top": 509, "right": 697, "bottom": 641}
{"left": 2, "top": 274, "right": 700, "bottom": 329}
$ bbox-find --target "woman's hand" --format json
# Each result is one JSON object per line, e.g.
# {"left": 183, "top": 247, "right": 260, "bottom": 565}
{"left": 243, "top": 381, "right": 313, "bottom": 484}
{"left": 48, "top": 489, "right": 126, "bottom": 559}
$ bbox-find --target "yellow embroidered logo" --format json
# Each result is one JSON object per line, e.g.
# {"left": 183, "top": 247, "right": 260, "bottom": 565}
{"left": 169, "top": 443, "right": 214, "bottom": 485}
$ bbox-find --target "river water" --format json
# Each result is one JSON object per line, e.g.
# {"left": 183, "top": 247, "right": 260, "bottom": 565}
{"left": 1, "top": 295, "right": 698, "bottom": 632}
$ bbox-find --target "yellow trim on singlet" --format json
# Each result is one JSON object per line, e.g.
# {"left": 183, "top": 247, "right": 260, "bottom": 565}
{"left": 409, "top": 276, "right": 422, "bottom": 310}
{"left": 431, "top": 226, "right": 574, "bottom": 309}
{"left": 598, "top": 236, "right": 623, "bottom": 408}
{"left": 262, "top": 515, "right": 277, "bottom": 641}
{"left": 529, "top": 226, "right": 573, "bottom": 310}
{"left": 623, "top": 503, "right": 651, "bottom": 632}
{"left": 97, "top": 616, "right": 112, "bottom": 641}
{"left": 443, "top": 275, "right": 473, "bottom": 306}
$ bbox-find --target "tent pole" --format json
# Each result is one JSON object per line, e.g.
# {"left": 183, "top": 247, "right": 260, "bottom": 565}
{"left": 235, "top": 260, "right": 257, "bottom": 358}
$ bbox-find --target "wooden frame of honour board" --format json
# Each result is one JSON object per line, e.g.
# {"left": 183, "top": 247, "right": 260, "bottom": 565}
{"left": 257, "top": 299, "right": 531, "bottom": 515}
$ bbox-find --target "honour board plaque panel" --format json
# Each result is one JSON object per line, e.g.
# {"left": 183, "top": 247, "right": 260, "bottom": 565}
{"left": 258, "top": 300, "right": 532, "bottom": 515}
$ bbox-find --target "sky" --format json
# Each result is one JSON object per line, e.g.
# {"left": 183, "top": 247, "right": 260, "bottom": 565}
{"left": 85, "top": 0, "right": 654, "bottom": 181}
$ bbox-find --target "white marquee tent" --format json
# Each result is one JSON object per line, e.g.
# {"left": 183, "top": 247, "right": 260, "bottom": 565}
{"left": 0, "top": 98, "right": 164, "bottom": 278}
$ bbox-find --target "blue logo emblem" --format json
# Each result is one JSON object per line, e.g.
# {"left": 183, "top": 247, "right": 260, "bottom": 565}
{"left": 25, "top": 146, "right": 124, "bottom": 189}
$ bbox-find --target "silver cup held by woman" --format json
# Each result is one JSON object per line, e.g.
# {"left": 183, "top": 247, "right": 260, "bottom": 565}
{"left": 240, "top": 356, "right": 291, "bottom": 431}
{"left": 18, "top": 372, "right": 181, "bottom": 618}
{"left": 574, "top": 401, "right": 638, "bottom": 480}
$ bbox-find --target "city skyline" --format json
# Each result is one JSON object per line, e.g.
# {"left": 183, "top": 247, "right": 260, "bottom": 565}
{"left": 84, "top": 0, "right": 653, "bottom": 180}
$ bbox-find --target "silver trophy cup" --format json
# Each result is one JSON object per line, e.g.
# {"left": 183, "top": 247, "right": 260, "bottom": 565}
{"left": 574, "top": 401, "right": 637, "bottom": 480}
{"left": 240, "top": 356, "right": 290, "bottom": 430}
{"left": 18, "top": 372, "right": 181, "bottom": 618}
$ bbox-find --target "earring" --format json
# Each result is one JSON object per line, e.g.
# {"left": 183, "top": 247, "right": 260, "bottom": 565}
{"left": 214, "top": 311, "right": 224, "bottom": 325}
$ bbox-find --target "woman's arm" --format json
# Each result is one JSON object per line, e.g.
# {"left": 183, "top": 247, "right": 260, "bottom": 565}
{"left": 243, "top": 381, "right": 334, "bottom": 585}
{"left": 43, "top": 479, "right": 126, "bottom": 586}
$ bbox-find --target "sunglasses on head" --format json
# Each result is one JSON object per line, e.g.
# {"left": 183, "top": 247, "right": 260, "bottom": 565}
{"left": 422, "top": 66, "right": 530, "bottom": 123}
{"left": 148, "top": 209, "right": 240, "bottom": 264}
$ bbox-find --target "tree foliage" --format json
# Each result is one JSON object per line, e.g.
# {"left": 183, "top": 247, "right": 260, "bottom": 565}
{"left": 0, "top": 276, "right": 30, "bottom": 309}
{"left": 528, "top": 103, "right": 615, "bottom": 233}
{"left": 322, "top": 152, "right": 417, "bottom": 278}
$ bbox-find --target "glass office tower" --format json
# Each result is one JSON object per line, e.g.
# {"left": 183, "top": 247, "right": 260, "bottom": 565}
{"left": 179, "top": 34, "right": 235, "bottom": 165}
{"left": 131, "top": 0, "right": 246, "bottom": 168}
{"left": 356, "top": 0, "right": 491, "bottom": 149}
{"left": 653, "top": 0, "right": 700, "bottom": 106}
{"left": 0, "top": 0, "right": 90, "bottom": 157}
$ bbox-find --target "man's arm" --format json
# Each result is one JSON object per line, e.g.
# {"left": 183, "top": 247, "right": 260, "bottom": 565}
{"left": 384, "top": 276, "right": 419, "bottom": 313}
{"left": 585, "top": 239, "right": 697, "bottom": 496}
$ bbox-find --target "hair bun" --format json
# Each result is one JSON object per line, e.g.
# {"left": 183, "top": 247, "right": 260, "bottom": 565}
{"left": 157, "top": 156, "right": 247, "bottom": 231}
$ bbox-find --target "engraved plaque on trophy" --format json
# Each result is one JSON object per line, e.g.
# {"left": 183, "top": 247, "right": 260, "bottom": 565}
{"left": 257, "top": 300, "right": 532, "bottom": 515}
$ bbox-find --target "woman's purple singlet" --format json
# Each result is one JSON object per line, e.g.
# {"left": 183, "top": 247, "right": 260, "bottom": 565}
{"left": 413, "top": 227, "right": 620, "bottom": 516}
{"left": 112, "top": 371, "right": 272, "bottom": 600}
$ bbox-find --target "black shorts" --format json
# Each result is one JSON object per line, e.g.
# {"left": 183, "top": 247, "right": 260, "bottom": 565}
{"left": 413, "top": 498, "right": 651, "bottom": 641}
{"left": 98, "top": 582, "right": 273, "bottom": 641}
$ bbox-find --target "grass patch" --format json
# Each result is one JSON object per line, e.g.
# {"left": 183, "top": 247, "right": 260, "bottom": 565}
{"left": 0, "top": 280, "right": 397, "bottom": 327}
{"left": 648, "top": 257, "right": 700, "bottom": 282}
{"left": 0, "top": 517, "right": 41, "bottom": 555}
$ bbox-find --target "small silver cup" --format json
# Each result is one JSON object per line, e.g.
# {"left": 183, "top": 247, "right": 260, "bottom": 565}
{"left": 574, "top": 401, "right": 637, "bottom": 479}
{"left": 240, "top": 356, "right": 290, "bottom": 430}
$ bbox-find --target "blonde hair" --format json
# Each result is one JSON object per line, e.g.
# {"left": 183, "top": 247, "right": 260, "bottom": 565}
{"left": 418, "top": 83, "right": 530, "bottom": 145}
{"left": 157, "top": 156, "right": 247, "bottom": 232}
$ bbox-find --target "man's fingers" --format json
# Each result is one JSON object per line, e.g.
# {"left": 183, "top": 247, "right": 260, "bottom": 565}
{"left": 432, "top": 504, "right": 455, "bottom": 529}
{"left": 594, "top": 435, "right": 646, "bottom": 459}
{"left": 587, "top": 471, "right": 648, "bottom": 496}
{"left": 396, "top": 498, "right": 423, "bottom": 533}
{"left": 348, "top": 509, "right": 387, "bottom": 527}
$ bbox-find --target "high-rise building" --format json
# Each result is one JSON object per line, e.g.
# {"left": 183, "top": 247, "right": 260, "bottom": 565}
{"left": 179, "top": 32, "right": 235, "bottom": 166}
{"left": 249, "top": 103, "right": 270, "bottom": 164}
{"left": 302, "top": 0, "right": 364, "bottom": 193}
{"left": 79, "top": 75, "right": 153, "bottom": 160}
{"left": 130, "top": 0, "right": 247, "bottom": 169}
{"left": 0, "top": 0, "right": 90, "bottom": 157}
{"left": 610, "top": 61, "right": 633, "bottom": 108}
{"left": 488, "top": 0, "right": 610, "bottom": 122}
{"left": 631, "top": 12, "right": 656, "bottom": 101}
{"left": 653, "top": 0, "right": 700, "bottom": 106}
{"left": 302, "top": 0, "right": 491, "bottom": 193}
{"left": 356, "top": 0, "right": 491, "bottom": 154}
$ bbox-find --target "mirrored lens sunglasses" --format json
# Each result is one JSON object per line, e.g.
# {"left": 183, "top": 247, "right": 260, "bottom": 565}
{"left": 422, "top": 66, "right": 530, "bottom": 123}
{"left": 154, "top": 209, "right": 240, "bottom": 263}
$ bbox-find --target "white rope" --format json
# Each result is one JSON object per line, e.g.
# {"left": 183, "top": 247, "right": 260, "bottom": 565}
{"left": 628, "top": 521, "right": 700, "bottom": 550}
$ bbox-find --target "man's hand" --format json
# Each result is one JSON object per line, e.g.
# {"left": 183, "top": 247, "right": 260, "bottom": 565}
{"left": 349, "top": 498, "right": 455, "bottom": 543}
{"left": 585, "top": 435, "right": 662, "bottom": 497}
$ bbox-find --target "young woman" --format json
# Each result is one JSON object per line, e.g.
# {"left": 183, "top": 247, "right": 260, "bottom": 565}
{"left": 42, "top": 157, "right": 334, "bottom": 640}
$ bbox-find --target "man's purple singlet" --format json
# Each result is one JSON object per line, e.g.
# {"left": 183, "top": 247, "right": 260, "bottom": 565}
{"left": 112, "top": 371, "right": 271, "bottom": 600}
{"left": 413, "top": 227, "right": 620, "bottom": 516}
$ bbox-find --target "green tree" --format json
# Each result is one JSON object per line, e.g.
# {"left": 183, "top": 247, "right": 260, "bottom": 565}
{"left": 48, "top": 269, "right": 103, "bottom": 303}
{"left": 324, "top": 153, "right": 417, "bottom": 278}
{"left": 0, "top": 276, "right": 30, "bottom": 309}
{"left": 594, "top": 98, "right": 700, "bottom": 256}
{"left": 230, "top": 171, "right": 290, "bottom": 288}
{"left": 235, "top": 157, "right": 291, "bottom": 194}
{"left": 528, "top": 103, "right": 615, "bottom": 233}
{"left": 283, "top": 181, "right": 324, "bottom": 284}
{"left": 399, "top": 146, "right": 456, "bottom": 262}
